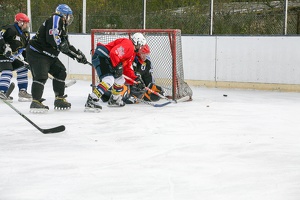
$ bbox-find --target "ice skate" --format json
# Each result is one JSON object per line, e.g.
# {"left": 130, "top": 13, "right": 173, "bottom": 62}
{"left": 0, "top": 90, "right": 13, "bottom": 103}
{"left": 84, "top": 94, "right": 102, "bottom": 112}
{"left": 108, "top": 94, "right": 125, "bottom": 107}
{"left": 54, "top": 95, "right": 71, "bottom": 110}
{"left": 18, "top": 89, "right": 32, "bottom": 102}
{"left": 0, "top": 91, "right": 7, "bottom": 100}
{"left": 30, "top": 99, "right": 49, "bottom": 113}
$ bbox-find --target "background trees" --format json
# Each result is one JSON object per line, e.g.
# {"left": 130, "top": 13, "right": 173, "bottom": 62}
{"left": 1, "top": 0, "right": 299, "bottom": 34}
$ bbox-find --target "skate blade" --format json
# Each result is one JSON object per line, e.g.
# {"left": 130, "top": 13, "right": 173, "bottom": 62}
{"left": 1, "top": 97, "right": 13, "bottom": 103}
{"left": 18, "top": 97, "right": 32, "bottom": 102}
{"left": 84, "top": 107, "right": 101, "bottom": 113}
{"left": 30, "top": 108, "right": 49, "bottom": 113}
{"left": 54, "top": 107, "right": 71, "bottom": 111}
{"left": 4, "top": 99, "right": 13, "bottom": 103}
{"left": 107, "top": 104, "right": 125, "bottom": 107}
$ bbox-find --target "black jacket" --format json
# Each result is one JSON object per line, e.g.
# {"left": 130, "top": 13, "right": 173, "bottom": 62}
{"left": 28, "top": 14, "right": 76, "bottom": 59}
{"left": 0, "top": 23, "right": 29, "bottom": 60}
{"left": 133, "top": 57, "right": 153, "bottom": 86}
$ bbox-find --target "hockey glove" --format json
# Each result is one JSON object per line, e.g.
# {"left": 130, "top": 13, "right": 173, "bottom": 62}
{"left": 59, "top": 40, "right": 69, "bottom": 54}
{"left": 130, "top": 85, "right": 146, "bottom": 99}
{"left": 112, "top": 63, "right": 123, "bottom": 78}
{"left": 76, "top": 49, "right": 88, "bottom": 64}
{"left": 135, "top": 73, "right": 145, "bottom": 90}
{"left": 3, "top": 44, "right": 12, "bottom": 58}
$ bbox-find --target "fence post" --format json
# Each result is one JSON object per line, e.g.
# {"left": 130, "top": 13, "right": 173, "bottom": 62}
{"left": 210, "top": 0, "right": 214, "bottom": 35}
{"left": 283, "top": 0, "right": 288, "bottom": 35}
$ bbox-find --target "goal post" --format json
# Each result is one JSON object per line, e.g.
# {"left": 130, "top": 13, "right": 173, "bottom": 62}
{"left": 91, "top": 29, "right": 193, "bottom": 101}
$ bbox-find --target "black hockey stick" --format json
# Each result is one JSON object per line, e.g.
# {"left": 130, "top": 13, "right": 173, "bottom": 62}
{"left": 137, "top": 98, "right": 171, "bottom": 107}
{"left": 0, "top": 99, "right": 65, "bottom": 134}
{"left": 6, "top": 82, "right": 15, "bottom": 98}
{"left": 47, "top": 74, "right": 77, "bottom": 88}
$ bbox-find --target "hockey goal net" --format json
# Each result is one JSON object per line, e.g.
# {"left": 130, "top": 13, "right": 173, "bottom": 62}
{"left": 91, "top": 29, "right": 193, "bottom": 101}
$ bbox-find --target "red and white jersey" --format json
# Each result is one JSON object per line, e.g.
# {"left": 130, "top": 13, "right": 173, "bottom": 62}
{"left": 103, "top": 38, "right": 137, "bottom": 81}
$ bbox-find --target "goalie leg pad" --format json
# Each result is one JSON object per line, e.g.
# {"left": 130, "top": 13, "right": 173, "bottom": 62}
{"left": 144, "top": 83, "right": 164, "bottom": 102}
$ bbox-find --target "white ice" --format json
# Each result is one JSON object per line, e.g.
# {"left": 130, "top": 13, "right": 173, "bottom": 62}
{"left": 1, "top": 79, "right": 300, "bottom": 200}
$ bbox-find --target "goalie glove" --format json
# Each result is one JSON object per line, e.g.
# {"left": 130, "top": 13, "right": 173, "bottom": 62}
{"left": 76, "top": 49, "right": 88, "bottom": 64}
{"left": 134, "top": 73, "right": 145, "bottom": 90}
{"left": 3, "top": 44, "right": 12, "bottom": 58}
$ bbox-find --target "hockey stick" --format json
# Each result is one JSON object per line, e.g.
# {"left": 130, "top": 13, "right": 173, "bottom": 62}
{"left": 47, "top": 74, "right": 77, "bottom": 88}
{"left": 13, "top": 56, "right": 76, "bottom": 88}
{"left": 0, "top": 98, "right": 65, "bottom": 134}
{"left": 5, "top": 82, "right": 15, "bottom": 99}
{"left": 138, "top": 98, "right": 171, "bottom": 107}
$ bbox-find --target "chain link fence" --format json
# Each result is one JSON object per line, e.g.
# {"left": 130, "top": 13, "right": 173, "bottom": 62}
{"left": 1, "top": 1, "right": 300, "bottom": 35}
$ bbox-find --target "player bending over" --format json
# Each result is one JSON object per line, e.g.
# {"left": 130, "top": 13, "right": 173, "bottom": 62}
{"left": 84, "top": 33, "right": 147, "bottom": 111}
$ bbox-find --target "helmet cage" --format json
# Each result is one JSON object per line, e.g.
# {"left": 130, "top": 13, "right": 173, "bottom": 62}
{"left": 139, "top": 44, "right": 150, "bottom": 54}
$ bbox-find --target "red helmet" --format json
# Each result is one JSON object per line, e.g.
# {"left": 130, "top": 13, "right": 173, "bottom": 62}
{"left": 14, "top": 13, "right": 30, "bottom": 23}
{"left": 139, "top": 44, "right": 150, "bottom": 54}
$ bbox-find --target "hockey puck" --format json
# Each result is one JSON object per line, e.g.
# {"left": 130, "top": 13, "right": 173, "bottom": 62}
{"left": 223, "top": 94, "right": 227, "bottom": 97}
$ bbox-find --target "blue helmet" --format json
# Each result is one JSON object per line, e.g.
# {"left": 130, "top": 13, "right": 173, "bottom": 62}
{"left": 55, "top": 4, "right": 73, "bottom": 25}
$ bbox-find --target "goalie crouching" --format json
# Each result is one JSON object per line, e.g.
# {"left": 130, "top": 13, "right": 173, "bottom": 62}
{"left": 122, "top": 44, "right": 165, "bottom": 104}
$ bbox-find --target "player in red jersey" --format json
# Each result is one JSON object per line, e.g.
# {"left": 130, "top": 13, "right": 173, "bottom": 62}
{"left": 84, "top": 33, "right": 146, "bottom": 111}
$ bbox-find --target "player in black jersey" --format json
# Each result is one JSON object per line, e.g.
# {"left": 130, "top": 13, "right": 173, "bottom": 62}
{"left": 0, "top": 13, "right": 32, "bottom": 102}
{"left": 26, "top": 4, "right": 88, "bottom": 113}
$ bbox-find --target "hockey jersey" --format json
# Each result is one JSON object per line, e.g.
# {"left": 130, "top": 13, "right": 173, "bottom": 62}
{"left": 133, "top": 56, "right": 154, "bottom": 86}
{"left": 28, "top": 14, "right": 74, "bottom": 59}
{"left": 101, "top": 38, "right": 137, "bottom": 81}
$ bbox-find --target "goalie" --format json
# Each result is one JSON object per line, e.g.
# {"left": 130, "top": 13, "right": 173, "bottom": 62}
{"left": 122, "top": 44, "right": 165, "bottom": 104}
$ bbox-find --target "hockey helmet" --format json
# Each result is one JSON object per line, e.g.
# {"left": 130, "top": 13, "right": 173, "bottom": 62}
{"left": 131, "top": 33, "right": 147, "bottom": 46}
{"left": 14, "top": 13, "right": 30, "bottom": 23}
{"left": 55, "top": 4, "right": 74, "bottom": 25}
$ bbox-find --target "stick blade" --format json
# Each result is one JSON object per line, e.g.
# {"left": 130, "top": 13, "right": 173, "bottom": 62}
{"left": 153, "top": 101, "right": 172, "bottom": 107}
{"left": 40, "top": 125, "right": 66, "bottom": 134}
{"left": 65, "top": 79, "right": 76, "bottom": 88}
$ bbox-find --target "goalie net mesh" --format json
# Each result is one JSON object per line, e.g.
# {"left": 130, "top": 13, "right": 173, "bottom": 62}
{"left": 91, "top": 29, "right": 193, "bottom": 100}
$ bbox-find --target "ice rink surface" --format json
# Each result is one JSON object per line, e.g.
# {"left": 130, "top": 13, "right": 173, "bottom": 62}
{"left": 1, "top": 79, "right": 300, "bottom": 200}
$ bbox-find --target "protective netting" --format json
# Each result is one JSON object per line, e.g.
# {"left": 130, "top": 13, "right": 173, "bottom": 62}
{"left": 91, "top": 29, "right": 193, "bottom": 100}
